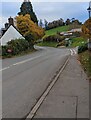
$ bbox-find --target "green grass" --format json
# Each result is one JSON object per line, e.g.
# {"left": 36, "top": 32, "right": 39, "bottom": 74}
{"left": 37, "top": 41, "right": 58, "bottom": 48}
{"left": 79, "top": 50, "right": 91, "bottom": 80}
{"left": 45, "top": 25, "right": 70, "bottom": 37}
{"left": 70, "top": 37, "right": 87, "bottom": 47}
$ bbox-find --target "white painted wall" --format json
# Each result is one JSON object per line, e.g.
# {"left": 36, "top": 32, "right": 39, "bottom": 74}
{"left": 0, "top": 25, "right": 25, "bottom": 46}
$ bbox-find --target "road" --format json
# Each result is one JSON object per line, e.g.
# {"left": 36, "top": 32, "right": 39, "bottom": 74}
{"left": 2, "top": 46, "right": 71, "bottom": 118}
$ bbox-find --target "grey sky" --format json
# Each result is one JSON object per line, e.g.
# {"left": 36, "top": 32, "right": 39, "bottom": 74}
{"left": 0, "top": 1, "right": 89, "bottom": 28}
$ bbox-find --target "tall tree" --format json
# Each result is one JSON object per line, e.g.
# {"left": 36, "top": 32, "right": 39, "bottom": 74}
{"left": 44, "top": 19, "right": 48, "bottom": 30}
{"left": 18, "top": 0, "right": 38, "bottom": 24}
{"left": 39, "top": 19, "right": 43, "bottom": 28}
{"left": 16, "top": 14, "right": 45, "bottom": 48}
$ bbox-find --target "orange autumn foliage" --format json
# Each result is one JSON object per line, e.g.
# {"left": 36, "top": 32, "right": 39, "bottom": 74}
{"left": 16, "top": 14, "right": 45, "bottom": 40}
{"left": 82, "top": 19, "right": 91, "bottom": 38}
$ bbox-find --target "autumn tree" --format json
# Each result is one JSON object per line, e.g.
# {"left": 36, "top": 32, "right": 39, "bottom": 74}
{"left": 18, "top": 0, "right": 38, "bottom": 24}
{"left": 82, "top": 19, "right": 91, "bottom": 38}
{"left": 16, "top": 14, "right": 45, "bottom": 48}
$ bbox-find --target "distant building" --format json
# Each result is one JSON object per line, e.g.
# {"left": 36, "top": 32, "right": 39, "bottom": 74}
{"left": 0, "top": 25, "right": 25, "bottom": 46}
{"left": 70, "top": 28, "right": 82, "bottom": 32}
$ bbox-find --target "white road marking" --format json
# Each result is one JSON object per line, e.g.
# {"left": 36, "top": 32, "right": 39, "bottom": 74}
{"left": 26, "top": 57, "right": 69, "bottom": 119}
{"left": 69, "top": 49, "right": 74, "bottom": 55}
{"left": 0, "top": 55, "right": 42, "bottom": 71}
{"left": 69, "top": 49, "right": 77, "bottom": 56}
{"left": 0, "top": 67, "right": 10, "bottom": 72}
{"left": 73, "top": 49, "right": 77, "bottom": 54}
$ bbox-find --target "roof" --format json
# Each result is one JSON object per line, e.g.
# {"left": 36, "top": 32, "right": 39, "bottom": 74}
{"left": 0, "top": 25, "right": 25, "bottom": 46}
{"left": 70, "top": 28, "right": 82, "bottom": 32}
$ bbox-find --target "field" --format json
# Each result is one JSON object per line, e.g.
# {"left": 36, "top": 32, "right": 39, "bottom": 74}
{"left": 45, "top": 25, "right": 70, "bottom": 37}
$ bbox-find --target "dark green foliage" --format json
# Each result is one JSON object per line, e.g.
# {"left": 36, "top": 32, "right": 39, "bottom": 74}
{"left": 78, "top": 43, "right": 88, "bottom": 53}
{"left": 18, "top": 1, "right": 38, "bottom": 24}
{"left": 2, "top": 39, "right": 33, "bottom": 58}
{"left": 44, "top": 19, "right": 48, "bottom": 30}
{"left": 25, "top": 34, "right": 35, "bottom": 49}
{"left": 72, "top": 32, "right": 81, "bottom": 37}
{"left": 43, "top": 35, "right": 65, "bottom": 43}
{"left": 65, "top": 19, "right": 71, "bottom": 25}
{"left": 47, "top": 18, "right": 65, "bottom": 30}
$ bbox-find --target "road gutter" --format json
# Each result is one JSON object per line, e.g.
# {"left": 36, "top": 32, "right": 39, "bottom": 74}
{"left": 26, "top": 56, "right": 70, "bottom": 119}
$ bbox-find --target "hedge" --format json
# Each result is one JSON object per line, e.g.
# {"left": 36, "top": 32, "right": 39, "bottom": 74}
{"left": 43, "top": 35, "right": 65, "bottom": 43}
{"left": 2, "top": 38, "right": 33, "bottom": 57}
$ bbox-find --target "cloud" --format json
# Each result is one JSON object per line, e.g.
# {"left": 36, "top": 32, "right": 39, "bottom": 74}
{"left": 1, "top": 0, "right": 90, "bottom": 2}
{"left": 0, "top": 1, "right": 89, "bottom": 28}
{"left": 33, "top": 2, "right": 88, "bottom": 22}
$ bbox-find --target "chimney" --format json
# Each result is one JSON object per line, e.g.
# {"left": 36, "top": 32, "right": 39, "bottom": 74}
{"left": 8, "top": 16, "right": 14, "bottom": 26}
{"left": 5, "top": 23, "right": 9, "bottom": 29}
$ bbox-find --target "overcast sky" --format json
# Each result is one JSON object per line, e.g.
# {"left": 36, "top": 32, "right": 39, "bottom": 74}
{"left": 0, "top": 1, "right": 89, "bottom": 28}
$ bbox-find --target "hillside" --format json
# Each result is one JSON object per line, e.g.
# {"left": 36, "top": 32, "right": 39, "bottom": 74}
{"left": 45, "top": 25, "right": 70, "bottom": 37}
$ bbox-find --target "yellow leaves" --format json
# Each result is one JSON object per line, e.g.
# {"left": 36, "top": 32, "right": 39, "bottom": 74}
{"left": 16, "top": 14, "right": 45, "bottom": 39}
{"left": 82, "top": 19, "right": 91, "bottom": 37}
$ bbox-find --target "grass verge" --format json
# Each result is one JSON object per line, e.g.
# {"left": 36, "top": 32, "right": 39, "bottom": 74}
{"left": 37, "top": 41, "right": 58, "bottom": 48}
{"left": 78, "top": 50, "right": 91, "bottom": 81}
{"left": 70, "top": 37, "right": 87, "bottom": 47}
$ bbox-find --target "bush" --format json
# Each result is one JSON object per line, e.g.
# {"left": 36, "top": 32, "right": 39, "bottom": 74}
{"left": 43, "top": 35, "right": 65, "bottom": 42}
{"left": 72, "top": 31, "right": 81, "bottom": 37}
{"left": 78, "top": 43, "right": 88, "bottom": 54}
{"left": 2, "top": 39, "right": 32, "bottom": 58}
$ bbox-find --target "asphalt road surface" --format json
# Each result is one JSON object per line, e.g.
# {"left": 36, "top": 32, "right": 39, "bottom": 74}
{"left": 2, "top": 46, "right": 70, "bottom": 118}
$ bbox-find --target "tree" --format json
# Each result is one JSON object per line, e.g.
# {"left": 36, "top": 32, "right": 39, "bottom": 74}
{"left": 82, "top": 19, "right": 91, "bottom": 50}
{"left": 18, "top": 0, "right": 38, "bottom": 24}
{"left": 16, "top": 14, "right": 45, "bottom": 48}
{"left": 65, "top": 18, "right": 71, "bottom": 25}
{"left": 82, "top": 19, "right": 91, "bottom": 37}
{"left": 39, "top": 19, "right": 43, "bottom": 28}
{"left": 59, "top": 18, "right": 64, "bottom": 26}
{"left": 44, "top": 19, "right": 48, "bottom": 30}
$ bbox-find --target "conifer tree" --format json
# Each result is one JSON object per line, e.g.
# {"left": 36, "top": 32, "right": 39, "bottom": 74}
{"left": 18, "top": 0, "right": 38, "bottom": 24}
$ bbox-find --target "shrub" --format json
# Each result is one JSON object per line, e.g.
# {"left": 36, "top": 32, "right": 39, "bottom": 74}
{"left": 78, "top": 43, "right": 88, "bottom": 54}
{"left": 72, "top": 31, "right": 81, "bottom": 37}
{"left": 43, "top": 35, "right": 65, "bottom": 42}
{"left": 2, "top": 38, "right": 32, "bottom": 58}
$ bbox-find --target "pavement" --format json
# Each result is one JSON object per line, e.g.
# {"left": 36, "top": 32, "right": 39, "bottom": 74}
{"left": 34, "top": 55, "right": 89, "bottom": 119}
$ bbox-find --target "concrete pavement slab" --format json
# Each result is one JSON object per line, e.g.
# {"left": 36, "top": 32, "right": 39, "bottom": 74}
{"left": 34, "top": 56, "right": 89, "bottom": 118}
{"left": 35, "top": 95, "right": 77, "bottom": 118}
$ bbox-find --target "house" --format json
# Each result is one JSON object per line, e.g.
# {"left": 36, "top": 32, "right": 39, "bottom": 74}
{"left": 70, "top": 28, "right": 82, "bottom": 32}
{"left": 0, "top": 25, "right": 25, "bottom": 46}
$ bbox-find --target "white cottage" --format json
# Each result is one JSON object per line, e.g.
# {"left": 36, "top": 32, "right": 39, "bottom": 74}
{"left": 0, "top": 25, "right": 25, "bottom": 46}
